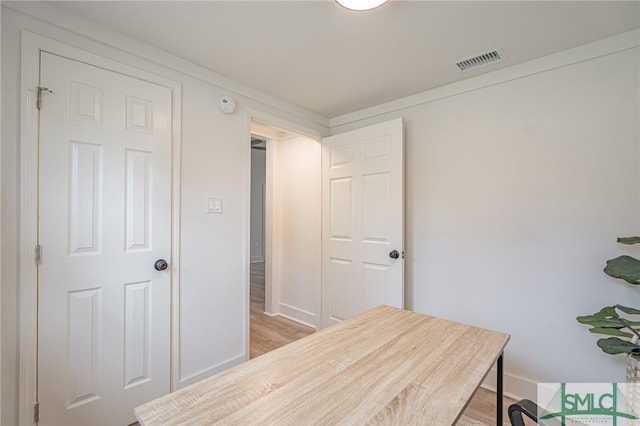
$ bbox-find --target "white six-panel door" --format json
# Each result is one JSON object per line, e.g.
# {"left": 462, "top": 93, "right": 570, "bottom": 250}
{"left": 321, "top": 118, "right": 404, "bottom": 328}
{"left": 38, "top": 52, "right": 172, "bottom": 425}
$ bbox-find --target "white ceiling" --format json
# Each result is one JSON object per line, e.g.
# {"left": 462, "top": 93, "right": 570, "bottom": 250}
{"left": 50, "top": 1, "right": 640, "bottom": 118}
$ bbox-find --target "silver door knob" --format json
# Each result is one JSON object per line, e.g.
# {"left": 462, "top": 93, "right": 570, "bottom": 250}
{"left": 154, "top": 259, "right": 169, "bottom": 271}
{"left": 389, "top": 250, "right": 400, "bottom": 259}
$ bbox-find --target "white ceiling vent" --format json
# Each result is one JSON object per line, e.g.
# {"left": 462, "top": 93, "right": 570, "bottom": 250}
{"left": 454, "top": 47, "right": 506, "bottom": 72}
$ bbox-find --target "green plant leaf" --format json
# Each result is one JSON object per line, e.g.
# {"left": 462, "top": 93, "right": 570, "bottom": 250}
{"left": 588, "top": 327, "right": 633, "bottom": 338}
{"left": 604, "top": 255, "right": 640, "bottom": 285}
{"left": 577, "top": 306, "right": 640, "bottom": 329}
{"left": 617, "top": 237, "right": 640, "bottom": 245}
{"left": 591, "top": 306, "right": 619, "bottom": 318}
{"left": 577, "top": 319, "right": 622, "bottom": 330}
{"left": 577, "top": 306, "right": 621, "bottom": 327}
{"left": 616, "top": 305, "right": 640, "bottom": 315}
{"left": 596, "top": 337, "right": 640, "bottom": 355}
{"left": 577, "top": 318, "right": 623, "bottom": 328}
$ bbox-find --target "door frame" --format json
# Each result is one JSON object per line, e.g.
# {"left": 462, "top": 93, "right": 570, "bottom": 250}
{"left": 244, "top": 109, "right": 327, "bottom": 352}
{"left": 18, "top": 31, "right": 182, "bottom": 425}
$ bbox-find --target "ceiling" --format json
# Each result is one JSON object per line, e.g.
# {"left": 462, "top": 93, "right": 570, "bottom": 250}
{"left": 50, "top": 1, "right": 640, "bottom": 119}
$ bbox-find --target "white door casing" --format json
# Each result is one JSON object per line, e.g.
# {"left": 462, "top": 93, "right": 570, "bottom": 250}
{"left": 38, "top": 52, "right": 172, "bottom": 425}
{"left": 321, "top": 118, "right": 404, "bottom": 328}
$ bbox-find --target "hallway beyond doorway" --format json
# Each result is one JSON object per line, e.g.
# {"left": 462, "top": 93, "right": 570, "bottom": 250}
{"left": 249, "top": 262, "right": 314, "bottom": 359}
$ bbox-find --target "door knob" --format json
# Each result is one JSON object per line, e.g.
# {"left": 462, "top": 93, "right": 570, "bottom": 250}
{"left": 389, "top": 250, "right": 400, "bottom": 259}
{"left": 154, "top": 259, "right": 169, "bottom": 271}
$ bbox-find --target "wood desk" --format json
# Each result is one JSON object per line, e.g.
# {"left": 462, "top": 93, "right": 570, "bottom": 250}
{"left": 135, "top": 305, "right": 509, "bottom": 425}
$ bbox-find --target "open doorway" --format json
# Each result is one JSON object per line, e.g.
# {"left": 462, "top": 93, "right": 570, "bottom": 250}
{"left": 249, "top": 121, "right": 321, "bottom": 359}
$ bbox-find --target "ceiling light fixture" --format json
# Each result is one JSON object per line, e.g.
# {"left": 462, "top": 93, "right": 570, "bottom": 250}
{"left": 335, "top": 0, "right": 389, "bottom": 11}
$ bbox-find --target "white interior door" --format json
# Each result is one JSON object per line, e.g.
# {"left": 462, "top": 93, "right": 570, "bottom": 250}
{"left": 321, "top": 118, "right": 404, "bottom": 328}
{"left": 38, "top": 52, "right": 172, "bottom": 425}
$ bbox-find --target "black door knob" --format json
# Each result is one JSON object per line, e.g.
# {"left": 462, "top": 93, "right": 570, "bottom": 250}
{"left": 389, "top": 250, "right": 400, "bottom": 259}
{"left": 154, "top": 259, "right": 169, "bottom": 271}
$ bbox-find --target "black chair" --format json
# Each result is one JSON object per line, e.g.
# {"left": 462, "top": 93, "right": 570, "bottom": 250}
{"left": 508, "top": 399, "right": 562, "bottom": 426}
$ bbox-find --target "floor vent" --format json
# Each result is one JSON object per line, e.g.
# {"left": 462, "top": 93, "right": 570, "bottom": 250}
{"left": 454, "top": 48, "right": 505, "bottom": 72}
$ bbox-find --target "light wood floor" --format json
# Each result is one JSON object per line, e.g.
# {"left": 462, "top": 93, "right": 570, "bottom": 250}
{"left": 249, "top": 262, "right": 520, "bottom": 425}
{"left": 249, "top": 262, "right": 315, "bottom": 359}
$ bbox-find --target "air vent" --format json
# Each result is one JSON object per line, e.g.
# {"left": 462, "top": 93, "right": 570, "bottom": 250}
{"left": 454, "top": 48, "right": 505, "bottom": 72}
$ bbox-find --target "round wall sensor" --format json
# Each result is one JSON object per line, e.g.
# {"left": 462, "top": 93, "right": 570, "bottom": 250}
{"left": 219, "top": 96, "right": 236, "bottom": 114}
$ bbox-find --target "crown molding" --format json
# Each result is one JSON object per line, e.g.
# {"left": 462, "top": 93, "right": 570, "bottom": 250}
{"left": 3, "top": 1, "right": 331, "bottom": 130}
{"left": 330, "top": 29, "right": 640, "bottom": 128}
{"left": 5, "top": 2, "right": 637, "bottom": 132}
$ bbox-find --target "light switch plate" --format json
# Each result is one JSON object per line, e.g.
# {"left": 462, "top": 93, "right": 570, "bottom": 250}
{"left": 206, "top": 197, "right": 223, "bottom": 214}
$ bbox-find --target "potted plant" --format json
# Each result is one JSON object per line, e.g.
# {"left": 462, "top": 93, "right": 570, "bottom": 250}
{"left": 577, "top": 237, "right": 640, "bottom": 382}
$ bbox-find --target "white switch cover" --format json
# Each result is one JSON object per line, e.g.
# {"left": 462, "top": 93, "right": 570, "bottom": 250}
{"left": 207, "top": 197, "right": 223, "bottom": 214}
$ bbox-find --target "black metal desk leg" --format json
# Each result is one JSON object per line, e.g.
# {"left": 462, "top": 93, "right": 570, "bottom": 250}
{"left": 497, "top": 352, "right": 504, "bottom": 426}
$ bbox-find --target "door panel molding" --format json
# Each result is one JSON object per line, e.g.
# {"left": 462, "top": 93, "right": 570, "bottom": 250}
{"left": 18, "top": 31, "right": 182, "bottom": 425}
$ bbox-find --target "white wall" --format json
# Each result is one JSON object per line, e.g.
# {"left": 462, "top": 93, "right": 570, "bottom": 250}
{"left": 2, "top": 9, "right": 20, "bottom": 423}
{"left": 270, "top": 136, "right": 321, "bottom": 328}
{"left": 332, "top": 45, "right": 640, "bottom": 397}
{"left": 0, "top": 4, "right": 328, "bottom": 424}
{"left": 250, "top": 148, "right": 266, "bottom": 262}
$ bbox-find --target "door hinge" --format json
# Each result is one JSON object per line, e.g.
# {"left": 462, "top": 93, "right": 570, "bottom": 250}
{"left": 35, "top": 244, "right": 42, "bottom": 265}
{"left": 34, "top": 401, "right": 40, "bottom": 423}
{"left": 36, "top": 86, "right": 53, "bottom": 110}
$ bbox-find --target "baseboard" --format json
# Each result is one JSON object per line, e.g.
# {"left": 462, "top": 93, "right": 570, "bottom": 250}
{"left": 482, "top": 367, "right": 538, "bottom": 402}
{"left": 250, "top": 256, "right": 265, "bottom": 263}
{"left": 277, "top": 303, "right": 317, "bottom": 329}
{"left": 176, "top": 354, "right": 246, "bottom": 389}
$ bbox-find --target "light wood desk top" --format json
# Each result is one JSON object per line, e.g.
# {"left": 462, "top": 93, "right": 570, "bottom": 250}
{"left": 135, "top": 305, "right": 509, "bottom": 425}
